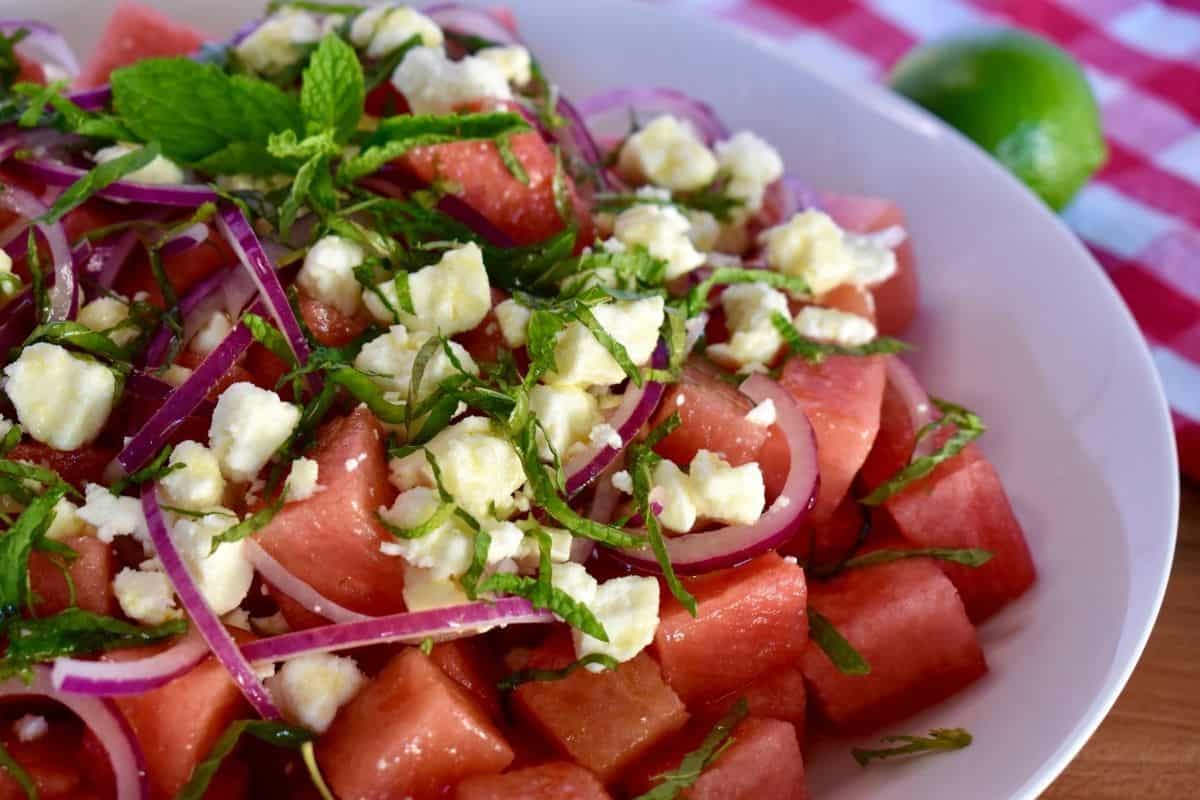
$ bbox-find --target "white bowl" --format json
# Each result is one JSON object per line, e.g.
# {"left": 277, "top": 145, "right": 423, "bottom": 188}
{"left": 27, "top": 0, "right": 1180, "bottom": 796}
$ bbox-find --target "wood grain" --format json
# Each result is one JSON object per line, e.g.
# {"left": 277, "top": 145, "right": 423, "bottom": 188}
{"left": 1043, "top": 479, "right": 1200, "bottom": 798}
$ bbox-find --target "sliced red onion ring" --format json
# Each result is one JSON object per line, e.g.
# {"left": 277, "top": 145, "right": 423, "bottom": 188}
{"left": 118, "top": 318, "right": 253, "bottom": 472}
{"left": 159, "top": 221, "right": 210, "bottom": 259}
{"left": 124, "top": 371, "right": 217, "bottom": 419}
{"left": 241, "top": 599, "right": 553, "bottom": 665}
{"left": 436, "top": 193, "right": 517, "bottom": 247}
{"left": 554, "top": 95, "right": 614, "bottom": 192}
{"left": 51, "top": 629, "right": 209, "bottom": 696}
{"left": 0, "top": 19, "right": 80, "bottom": 78}
{"left": 885, "top": 355, "right": 938, "bottom": 461}
{"left": 0, "top": 666, "right": 149, "bottom": 800}
{"left": 576, "top": 87, "right": 729, "bottom": 145}
{"left": 13, "top": 158, "right": 218, "bottom": 207}
{"left": 139, "top": 264, "right": 250, "bottom": 370}
{"left": 68, "top": 86, "right": 112, "bottom": 110}
{"left": 422, "top": 3, "right": 520, "bottom": 45}
{"left": 614, "top": 373, "right": 818, "bottom": 574}
{"left": 246, "top": 541, "right": 372, "bottom": 625}
{"left": 0, "top": 289, "right": 35, "bottom": 353}
{"left": 0, "top": 182, "right": 76, "bottom": 320}
{"left": 76, "top": 229, "right": 139, "bottom": 296}
{"left": 216, "top": 204, "right": 313, "bottom": 372}
{"left": 141, "top": 485, "right": 281, "bottom": 719}
{"left": 564, "top": 342, "right": 668, "bottom": 495}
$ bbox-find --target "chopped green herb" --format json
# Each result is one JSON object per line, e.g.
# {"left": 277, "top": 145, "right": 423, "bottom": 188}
{"left": 838, "top": 547, "right": 993, "bottom": 572}
{"left": 0, "top": 28, "right": 29, "bottom": 92}
{"left": 210, "top": 494, "right": 286, "bottom": 553}
{"left": 496, "top": 133, "right": 530, "bottom": 185}
{"left": 0, "top": 487, "right": 71, "bottom": 625}
{"left": 478, "top": 571, "right": 609, "bottom": 642}
{"left": 634, "top": 698, "right": 750, "bottom": 799}
{"left": 497, "top": 652, "right": 619, "bottom": 690}
{"left": 771, "top": 312, "right": 910, "bottom": 365}
{"left": 418, "top": 636, "right": 434, "bottom": 655}
{"left": 25, "top": 229, "right": 46, "bottom": 324}
{"left": 25, "top": 321, "right": 134, "bottom": 365}
{"left": 39, "top": 142, "right": 160, "bottom": 224}
{"left": 0, "top": 739, "right": 36, "bottom": 800}
{"left": 0, "top": 425, "right": 21, "bottom": 458}
{"left": 687, "top": 268, "right": 809, "bottom": 317}
{"left": 177, "top": 720, "right": 314, "bottom": 800}
{"left": 851, "top": 728, "right": 973, "bottom": 766}
{"left": 807, "top": 608, "right": 870, "bottom": 675}
{"left": 243, "top": 312, "right": 297, "bottom": 369}
{"left": 0, "top": 609, "right": 186, "bottom": 679}
{"left": 109, "top": 445, "right": 181, "bottom": 496}
{"left": 300, "top": 34, "right": 365, "bottom": 145}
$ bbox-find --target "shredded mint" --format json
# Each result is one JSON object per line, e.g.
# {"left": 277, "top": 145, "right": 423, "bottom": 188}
{"left": 363, "top": 34, "right": 421, "bottom": 92}
{"left": 839, "top": 547, "right": 993, "bottom": 572}
{"left": 39, "top": 142, "right": 161, "bottom": 224}
{"left": 496, "top": 133, "right": 530, "bottom": 185}
{"left": 807, "top": 608, "right": 870, "bottom": 676}
{"left": 771, "top": 312, "right": 910, "bottom": 365}
{"left": 634, "top": 698, "right": 750, "bottom": 799}
{"left": 0, "top": 609, "right": 186, "bottom": 679}
{"left": 210, "top": 495, "right": 286, "bottom": 553}
{"left": 595, "top": 185, "right": 743, "bottom": 223}
{"left": 177, "top": 720, "right": 314, "bottom": 800}
{"left": 25, "top": 321, "right": 134, "bottom": 365}
{"left": 0, "top": 739, "right": 36, "bottom": 800}
{"left": 0, "top": 425, "right": 20, "bottom": 458}
{"left": 497, "top": 652, "right": 619, "bottom": 690}
{"left": 109, "top": 445, "right": 181, "bottom": 496}
{"left": 851, "top": 728, "right": 973, "bottom": 766}
{"left": 0, "top": 28, "right": 29, "bottom": 91}
{"left": 24, "top": 229, "right": 46, "bottom": 323}
{"left": 0, "top": 488, "right": 69, "bottom": 626}
{"left": 479, "top": 571, "right": 609, "bottom": 642}
{"left": 687, "top": 267, "right": 809, "bottom": 317}
{"left": 859, "top": 397, "right": 986, "bottom": 506}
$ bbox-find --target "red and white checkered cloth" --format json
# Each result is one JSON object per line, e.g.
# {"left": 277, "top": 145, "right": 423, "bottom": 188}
{"left": 652, "top": 0, "right": 1200, "bottom": 479}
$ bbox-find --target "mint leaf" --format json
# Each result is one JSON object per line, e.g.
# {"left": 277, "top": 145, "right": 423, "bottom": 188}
{"left": 0, "top": 28, "right": 28, "bottom": 91}
{"left": 807, "top": 608, "right": 870, "bottom": 675}
{"left": 852, "top": 728, "right": 972, "bottom": 766}
{"left": 110, "top": 58, "right": 303, "bottom": 174}
{"left": 210, "top": 495, "right": 286, "bottom": 553}
{"left": 687, "top": 267, "right": 809, "bottom": 317}
{"left": 497, "top": 653, "right": 619, "bottom": 690}
{"left": 178, "top": 720, "right": 314, "bottom": 800}
{"left": 25, "top": 321, "right": 135, "bottom": 365}
{"left": 339, "top": 111, "right": 531, "bottom": 182}
{"left": 40, "top": 142, "right": 161, "bottom": 224}
{"left": 771, "top": 312, "right": 911, "bottom": 365}
{"left": 1, "top": 609, "right": 186, "bottom": 677}
{"left": 0, "top": 487, "right": 68, "bottom": 624}
{"left": 108, "top": 445, "right": 182, "bottom": 496}
{"left": 479, "top": 571, "right": 610, "bottom": 642}
{"left": 840, "top": 547, "right": 993, "bottom": 571}
{"left": 635, "top": 698, "right": 749, "bottom": 800}
{"left": 0, "top": 739, "right": 35, "bottom": 800}
{"left": 301, "top": 34, "right": 364, "bottom": 144}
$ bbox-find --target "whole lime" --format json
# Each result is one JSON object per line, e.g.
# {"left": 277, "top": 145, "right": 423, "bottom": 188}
{"left": 890, "top": 30, "right": 1106, "bottom": 211}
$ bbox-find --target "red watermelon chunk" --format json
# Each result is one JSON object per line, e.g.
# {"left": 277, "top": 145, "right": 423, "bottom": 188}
{"left": 256, "top": 407, "right": 405, "bottom": 622}
{"left": 297, "top": 290, "right": 370, "bottom": 348}
{"left": 0, "top": 722, "right": 87, "bottom": 800}
{"left": 110, "top": 644, "right": 251, "bottom": 800}
{"left": 512, "top": 637, "right": 688, "bottom": 783}
{"left": 453, "top": 762, "right": 611, "bottom": 800}
{"left": 653, "top": 359, "right": 790, "bottom": 500}
{"left": 801, "top": 559, "right": 986, "bottom": 732}
{"left": 29, "top": 535, "right": 115, "bottom": 616}
{"left": 7, "top": 442, "right": 116, "bottom": 491}
{"left": 116, "top": 236, "right": 235, "bottom": 308}
{"left": 858, "top": 371, "right": 918, "bottom": 489}
{"left": 653, "top": 552, "right": 807, "bottom": 705}
{"left": 787, "top": 493, "right": 867, "bottom": 571}
{"left": 429, "top": 638, "right": 504, "bottom": 723}
{"left": 76, "top": 1, "right": 208, "bottom": 89}
{"left": 779, "top": 354, "right": 886, "bottom": 523}
{"left": 319, "top": 649, "right": 514, "bottom": 800}
{"left": 693, "top": 666, "right": 807, "bottom": 747}
{"left": 624, "top": 718, "right": 808, "bottom": 800}
{"left": 822, "top": 193, "right": 919, "bottom": 336}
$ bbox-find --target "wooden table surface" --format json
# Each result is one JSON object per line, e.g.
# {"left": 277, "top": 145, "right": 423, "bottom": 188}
{"left": 1042, "top": 478, "right": 1199, "bottom": 798}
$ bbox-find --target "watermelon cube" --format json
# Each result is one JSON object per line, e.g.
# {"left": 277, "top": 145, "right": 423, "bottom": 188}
{"left": 0, "top": 722, "right": 86, "bottom": 800}
{"left": 512, "top": 638, "right": 688, "bottom": 782}
{"left": 429, "top": 638, "right": 504, "bottom": 722}
{"left": 453, "top": 762, "right": 611, "bottom": 800}
{"left": 653, "top": 552, "right": 807, "bottom": 705}
{"left": 319, "top": 649, "right": 513, "bottom": 800}
{"left": 29, "top": 535, "right": 115, "bottom": 616}
{"left": 693, "top": 666, "right": 807, "bottom": 746}
{"left": 256, "top": 408, "right": 406, "bottom": 623}
{"left": 802, "top": 559, "right": 986, "bottom": 732}
{"left": 779, "top": 354, "right": 886, "bottom": 523}
{"left": 76, "top": 1, "right": 208, "bottom": 89}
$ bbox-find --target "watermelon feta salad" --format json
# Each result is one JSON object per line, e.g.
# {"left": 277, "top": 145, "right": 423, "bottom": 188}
{"left": 0, "top": 2, "right": 1037, "bottom": 798}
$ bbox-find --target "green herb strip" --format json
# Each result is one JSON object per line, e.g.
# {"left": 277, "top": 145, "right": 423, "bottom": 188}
{"left": 634, "top": 698, "right": 750, "bottom": 800}
{"left": 497, "top": 653, "right": 619, "bottom": 690}
{"left": 177, "top": 720, "right": 314, "bottom": 800}
{"left": 807, "top": 608, "right": 870, "bottom": 676}
{"left": 851, "top": 728, "right": 973, "bottom": 766}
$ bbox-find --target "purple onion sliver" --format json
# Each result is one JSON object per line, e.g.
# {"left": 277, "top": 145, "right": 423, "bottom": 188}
{"left": 140, "top": 266, "right": 230, "bottom": 369}
{"left": 422, "top": 3, "right": 520, "bottom": 45}
{"left": 575, "top": 86, "right": 730, "bottom": 144}
{"left": 0, "top": 183, "right": 76, "bottom": 320}
{"left": 436, "top": 194, "right": 516, "bottom": 248}
{"left": 158, "top": 221, "right": 209, "bottom": 259}
{"left": 0, "top": 19, "right": 80, "bottom": 77}
{"left": 554, "top": 95, "right": 612, "bottom": 192}
{"left": 67, "top": 85, "right": 112, "bottom": 110}
{"left": 51, "top": 630, "right": 209, "bottom": 696}
{"left": 141, "top": 486, "right": 281, "bottom": 720}
{"left": 0, "top": 290, "right": 35, "bottom": 353}
{"left": 14, "top": 158, "right": 219, "bottom": 207}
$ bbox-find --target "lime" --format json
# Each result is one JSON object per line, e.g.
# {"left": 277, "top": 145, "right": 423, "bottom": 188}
{"left": 889, "top": 30, "right": 1106, "bottom": 211}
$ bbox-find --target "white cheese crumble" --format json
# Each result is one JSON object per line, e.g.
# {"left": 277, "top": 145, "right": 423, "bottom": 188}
{"left": 705, "top": 283, "right": 789, "bottom": 372}
{"left": 267, "top": 653, "right": 367, "bottom": 734}
{"left": 493, "top": 298, "right": 531, "bottom": 348}
{"left": 379, "top": 487, "right": 524, "bottom": 578}
{"left": 391, "top": 46, "right": 512, "bottom": 115}
{"left": 297, "top": 235, "right": 366, "bottom": 317}
{"left": 78, "top": 483, "right": 149, "bottom": 546}
{"left": 528, "top": 384, "right": 601, "bottom": 462}
{"left": 745, "top": 398, "right": 777, "bottom": 427}
{"left": 714, "top": 131, "right": 784, "bottom": 213}
{"left": 113, "top": 568, "right": 180, "bottom": 625}
{"left": 617, "top": 114, "right": 718, "bottom": 192}
{"left": 545, "top": 296, "right": 665, "bottom": 387}
{"left": 209, "top": 383, "right": 301, "bottom": 483}
{"left": 363, "top": 243, "right": 492, "bottom": 336}
{"left": 587, "top": 422, "right": 623, "bottom": 450}
{"left": 761, "top": 210, "right": 855, "bottom": 294}
{"left": 3, "top": 343, "right": 117, "bottom": 451}
{"left": 401, "top": 563, "right": 471, "bottom": 611}
{"left": 611, "top": 470, "right": 634, "bottom": 495}
{"left": 611, "top": 204, "right": 705, "bottom": 279}
{"left": 159, "top": 441, "right": 226, "bottom": 512}
{"left": 189, "top": 311, "right": 234, "bottom": 357}
{"left": 349, "top": 4, "right": 443, "bottom": 58}
{"left": 93, "top": 142, "right": 186, "bottom": 185}
{"left": 651, "top": 450, "right": 765, "bottom": 533}
{"left": 77, "top": 297, "right": 136, "bottom": 347}
{"left": 235, "top": 8, "right": 322, "bottom": 75}
{"left": 574, "top": 575, "right": 660, "bottom": 670}
{"left": 285, "top": 457, "right": 321, "bottom": 503}
{"left": 13, "top": 715, "right": 47, "bottom": 743}
{"left": 353, "top": 324, "right": 478, "bottom": 404}
{"left": 793, "top": 306, "right": 877, "bottom": 347}
{"left": 44, "top": 498, "right": 86, "bottom": 542}
{"left": 170, "top": 510, "right": 255, "bottom": 616}
{"left": 475, "top": 45, "right": 533, "bottom": 86}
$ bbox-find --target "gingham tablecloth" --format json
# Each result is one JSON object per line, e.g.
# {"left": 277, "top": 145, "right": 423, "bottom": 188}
{"left": 653, "top": 0, "right": 1200, "bottom": 479}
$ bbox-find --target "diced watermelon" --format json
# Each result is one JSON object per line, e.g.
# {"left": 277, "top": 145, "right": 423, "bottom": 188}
{"left": 653, "top": 553, "right": 807, "bottom": 705}
{"left": 454, "top": 288, "right": 512, "bottom": 366}
{"left": 429, "top": 638, "right": 503, "bottom": 722}
{"left": 29, "top": 535, "right": 116, "bottom": 616}
{"left": 785, "top": 493, "right": 867, "bottom": 571}
{"left": 172, "top": 348, "right": 255, "bottom": 401}
{"left": 256, "top": 408, "right": 405, "bottom": 622}
{"left": 801, "top": 559, "right": 986, "bottom": 732}
{"left": 778, "top": 354, "right": 885, "bottom": 523}
{"left": 115, "top": 237, "right": 235, "bottom": 308}
{"left": 6, "top": 442, "right": 117, "bottom": 491}
{"left": 692, "top": 666, "right": 807, "bottom": 743}
{"left": 297, "top": 291, "right": 370, "bottom": 348}
{"left": 397, "top": 102, "right": 592, "bottom": 246}
{"left": 857, "top": 372, "right": 917, "bottom": 489}
{"left": 0, "top": 722, "right": 86, "bottom": 800}
{"left": 76, "top": 1, "right": 209, "bottom": 89}
{"left": 874, "top": 442, "right": 1036, "bottom": 622}
{"left": 319, "top": 649, "right": 514, "bottom": 800}
{"left": 110, "top": 644, "right": 251, "bottom": 799}
{"left": 512, "top": 636, "right": 688, "bottom": 782}
{"left": 14, "top": 53, "right": 45, "bottom": 85}
{"left": 453, "top": 762, "right": 611, "bottom": 800}
{"left": 624, "top": 718, "right": 807, "bottom": 800}
{"left": 653, "top": 359, "right": 790, "bottom": 500}
{"left": 821, "top": 193, "right": 919, "bottom": 336}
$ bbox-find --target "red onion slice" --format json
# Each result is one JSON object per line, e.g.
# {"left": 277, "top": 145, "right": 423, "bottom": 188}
{"left": 0, "top": 289, "right": 35, "bottom": 353}
{"left": 241, "top": 599, "right": 553, "bottom": 665}
{"left": 0, "top": 19, "right": 80, "bottom": 78}
{"left": 0, "top": 182, "right": 76, "bottom": 320}
{"left": 0, "top": 666, "right": 149, "bottom": 800}
{"left": 139, "top": 264, "right": 253, "bottom": 370}
{"left": 245, "top": 541, "right": 372, "bottom": 625}
{"left": 68, "top": 86, "right": 111, "bottom": 110}
{"left": 51, "top": 630, "right": 209, "bottom": 696}
{"left": 614, "top": 374, "right": 818, "bottom": 574}
{"left": 141, "top": 486, "right": 281, "bottom": 719}
{"left": 575, "top": 87, "right": 730, "bottom": 145}
{"left": 159, "top": 221, "right": 210, "bottom": 259}
{"left": 422, "top": 3, "right": 520, "bottom": 45}
{"left": 13, "top": 158, "right": 218, "bottom": 207}
{"left": 884, "top": 355, "right": 939, "bottom": 461}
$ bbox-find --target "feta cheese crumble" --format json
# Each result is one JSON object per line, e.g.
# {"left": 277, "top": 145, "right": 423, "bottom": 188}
{"left": 113, "top": 568, "right": 179, "bottom": 625}
{"left": 546, "top": 296, "right": 665, "bottom": 387}
{"left": 574, "top": 575, "right": 660, "bottom": 669}
{"left": 349, "top": 4, "right": 443, "bottom": 58}
{"left": 745, "top": 398, "right": 777, "bottom": 427}
{"left": 285, "top": 457, "right": 321, "bottom": 503}
{"left": 714, "top": 131, "right": 784, "bottom": 213}
{"left": 793, "top": 306, "right": 877, "bottom": 347}
{"left": 267, "top": 653, "right": 367, "bottom": 734}
{"left": 651, "top": 450, "right": 766, "bottom": 533}
{"left": 297, "top": 235, "right": 366, "bottom": 317}
{"left": 170, "top": 510, "right": 255, "bottom": 616}
{"left": 617, "top": 114, "right": 718, "bottom": 192}
{"left": 761, "top": 210, "right": 900, "bottom": 294}
{"left": 93, "top": 142, "right": 186, "bottom": 185}
{"left": 44, "top": 498, "right": 86, "bottom": 542}
{"left": 476, "top": 45, "right": 533, "bottom": 86}
{"left": 3, "top": 343, "right": 117, "bottom": 451}
{"left": 78, "top": 297, "right": 136, "bottom": 346}
{"left": 78, "top": 483, "right": 149, "bottom": 546}
{"left": 363, "top": 243, "right": 492, "bottom": 336}
{"left": 189, "top": 311, "right": 234, "bottom": 357}
{"left": 528, "top": 384, "right": 601, "bottom": 461}
{"left": 209, "top": 383, "right": 301, "bottom": 483}
{"left": 159, "top": 441, "right": 226, "bottom": 512}
{"left": 705, "top": 283, "right": 789, "bottom": 371}
{"left": 353, "top": 325, "right": 478, "bottom": 404}
{"left": 391, "top": 46, "right": 512, "bottom": 115}
{"left": 234, "top": 8, "right": 322, "bottom": 75}
{"left": 493, "top": 298, "right": 531, "bottom": 348}
{"left": 611, "top": 204, "right": 705, "bottom": 279}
